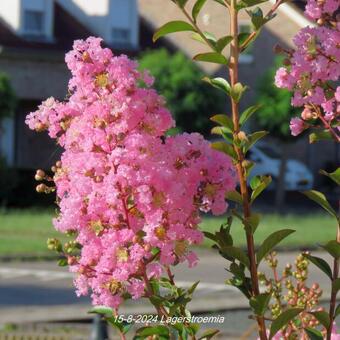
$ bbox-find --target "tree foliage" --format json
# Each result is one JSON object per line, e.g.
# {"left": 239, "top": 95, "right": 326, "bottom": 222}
{"left": 256, "top": 57, "right": 299, "bottom": 141}
{"left": 0, "top": 72, "right": 16, "bottom": 120}
{"left": 138, "top": 49, "right": 225, "bottom": 136}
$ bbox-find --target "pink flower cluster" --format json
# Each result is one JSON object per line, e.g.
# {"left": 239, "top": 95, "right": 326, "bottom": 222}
{"left": 26, "top": 37, "right": 236, "bottom": 308}
{"left": 274, "top": 0, "right": 339, "bottom": 137}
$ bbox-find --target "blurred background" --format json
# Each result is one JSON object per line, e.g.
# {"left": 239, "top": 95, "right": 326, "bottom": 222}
{"left": 0, "top": 0, "right": 338, "bottom": 339}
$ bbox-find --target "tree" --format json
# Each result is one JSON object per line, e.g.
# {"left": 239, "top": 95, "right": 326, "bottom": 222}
{"left": 138, "top": 49, "right": 225, "bottom": 136}
{"left": 256, "top": 57, "right": 300, "bottom": 212}
{"left": 0, "top": 72, "right": 16, "bottom": 120}
{"left": 0, "top": 72, "right": 17, "bottom": 206}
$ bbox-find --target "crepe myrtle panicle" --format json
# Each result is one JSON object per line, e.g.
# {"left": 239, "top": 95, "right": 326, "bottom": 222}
{"left": 26, "top": 37, "right": 236, "bottom": 308}
{"left": 274, "top": 0, "right": 340, "bottom": 139}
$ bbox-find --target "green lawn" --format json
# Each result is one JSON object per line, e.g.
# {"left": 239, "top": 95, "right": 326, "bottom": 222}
{"left": 0, "top": 209, "right": 336, "bottom": 256}
{"left": 201, "top": 213, "right": 336, "bottom": 248}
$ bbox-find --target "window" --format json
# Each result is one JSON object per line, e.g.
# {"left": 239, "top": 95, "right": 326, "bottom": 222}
{"left": 23, "top": 9, "right": 44, "bottom": 34}
{"left": 112, "top": 27, "right": 131, "bottom": 45}
{"left": 238, "top": 23, "right": 254, "bottom": 64}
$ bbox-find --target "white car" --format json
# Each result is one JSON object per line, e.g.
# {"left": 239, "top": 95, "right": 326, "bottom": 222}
{"left": 247, "top": 143, "right": 314, "bottom": 191}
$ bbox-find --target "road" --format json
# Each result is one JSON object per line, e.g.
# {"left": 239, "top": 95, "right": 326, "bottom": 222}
{"left": 0, "top": 249, "right": 335, "bottom": 338}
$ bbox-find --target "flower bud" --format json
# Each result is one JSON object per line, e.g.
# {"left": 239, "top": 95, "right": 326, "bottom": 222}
{"left": 35, "top": 169, "right": 46, "bottom": 181}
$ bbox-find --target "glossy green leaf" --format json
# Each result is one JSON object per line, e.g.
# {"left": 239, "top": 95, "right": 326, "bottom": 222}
{"left": 246, "top": 7, "right": 265, "bottom": 30}
{"left": 250, "top": 292, "right": 271, "bottom": 316}
{"left": 192, "top": 0, "right": 208, "bottom": 22}
{"left": 304, "top": 327, "right": 323, "bottom": 340}
{"left": 153, "top": 21, "right": 195, "bottom": 42}
{"left": 244, "top": 130, "right": 268, "bottom": 153}
{"left": 210, "top": 114, "right": 234, "bottom": 131}
{"left": 198, "top": 328, "right": 220, "bottom": 340}
{"left": 202, "top": 77, "right": 231, "bottom": 95}
{"left": 257, "top": 229, "right": 295, "bottom": 263}
{"left": 250, "top": 175, "right": 272, "bottom": 203}
{"left": 321, "top": 240, "right": 340, "bottom": 259}
{"left": 269, "top": 308, "right": 303, "bottom": 339}
{"left": 240, "top": 105, "right": 261, "bottom": 126}
{"left": 302, "top": 190, "right": 337, "bottom": 218}
{"left": 320, "top": 168, "right": 340, "bottom": 186}
{"left": 88, "top": 305, "right": 113, "bottom": 315}
{"left": 191, "top": 31, "right": 217, "bottom": 46}
{"left": 250, "top": 175, "right": 262, "bottom": 190}
{"left": 194, "top": 52, "right": 228, "bottom": 65}
{"left": 309, "top": 311, "right": 330, "bottom": 329}
{"left": 211, "top": 141, "right": 237, "bottom": 159}
{"left": 226, "top": 190, "right": 243, "bottom": 204}
{"left": 216, "top": 35, "right": 233, "bottom": 52}
{"left": 304, "top": 254, "right": 333, "bottom": 279}
{"left": 220, "top": 246, "right": 250, "bottom": 269}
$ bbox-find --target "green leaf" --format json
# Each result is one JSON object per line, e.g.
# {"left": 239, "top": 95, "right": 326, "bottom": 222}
{"left": 230, "top": 82, "right": 248, "bottom": 103}
{"left": 257, "top": 229, "right": 295, "bottom": 263}
{"left": 226, "top": 190, "right": 243, "bottom": 204}
{"left": 106, "top": 317, "right": 132, "bottom": 334}
{"left": 236, "top": 0, "right": 268, "bottom": 10}
{"left": 192, "top": 0, "right": 208, "bottom": 22}
{"left": 136, "top": 325, "right": 170, "bottom": 337}
{"left": 250, "top": 175, "right": 272, "bottom": 203}
{"left": 269, "top": 308, "right": 303, "bottom": 339}
{"left": 171, "top": 0, "right": 189, "bottom": 8}
{"left": 309, "top": 311, "right": 330, "bottom": 329}
{"left": 250, "top": 292, "right": 271, "bottom": 316}
{"left": 250, "top": 175, "right": 262, "bottom": 190}
{"left": 194, "top": 52, "right": 228, "bottom": 65}
{"left": 220, "top": 246, "right": 250, "bottom": 269}
{"left": 191, "top": 31, "right": 217, "bottom": 46}
{"left": 188, "top": 281, "right": 200, "bottom": 296}
{"left": 57, "top": 258, "right": 68, "bottom": 266}
{"left": 211, "top": 141, "right": 237, "bottom": 159}
{"left": 210, "top": 114, "right": 234, "bottom": 131}
{"left": 212, "top": 0, "right": 227, "bottom": 6}
{"left": 304, "top": 327, "right": 324, "bottom": 340}
{"left": 304, "top": 254, "right": 333, "bottom": 280}
{"left": 202, "top": 77, "right": 231, "bottom": 95}
{"left": 238, "top": 32, "right": 251, "bottom": 46}
{"left": 88, "top": 305, "right": 113, "bottom": 316}
{"left": 153, "top": 21, "right": 195, "bottom": 42}
{"left": 302, "top": 190, "right": 337, "bottom": 218}
{"left": 246, "top": 7, "right": 265, "bottom": 30}
{"left": 244, "top": 130, "right": 268, "bottom": 153}
{"left": 216, "top": 35, "right": 233, "bottom": 52}
{"left": 321, "top": 240, "right": 340, "bottom": 259}
{"left": 240, "top": 105, "right": 261, "bottom": 126}
{"left": 335, "top": 304, "right": 340, "bottom": 319}
{"left": 198, "top": 328, "right": 220, "bottom": 340}
{"left": 333, "top": 278, "right": 340, "bottom": 294}
{"left": 309, "top": 130, "right": 332, "bottom": 143}
{"left": 244, "top": 213, "right": 260, "bottom": 233}
{"left": 320, "top": 168, "right": 340, "bottom": 186}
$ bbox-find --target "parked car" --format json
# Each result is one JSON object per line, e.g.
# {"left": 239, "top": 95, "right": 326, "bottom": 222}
{"left": 247, "top": 143, "right": 314, "bottom": 191}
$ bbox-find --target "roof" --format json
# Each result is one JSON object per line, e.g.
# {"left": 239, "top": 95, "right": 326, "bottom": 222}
{"left": 0, "top": 2, "right": 143, "bottom": 59}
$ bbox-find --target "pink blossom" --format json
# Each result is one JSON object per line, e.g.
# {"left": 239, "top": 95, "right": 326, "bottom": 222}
{"left": 290, "top": 117, "right": 306, "bottom": 136}
{"left": 26, "top": 37, "right": 236, "bottom": 309}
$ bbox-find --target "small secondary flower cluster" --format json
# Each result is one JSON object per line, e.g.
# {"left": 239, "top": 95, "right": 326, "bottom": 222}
{"left": 26, "top": 37, "right": 236, "bottom": 308}
{"left": 274, "top": 0, "right": 339, "bottom": 137}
